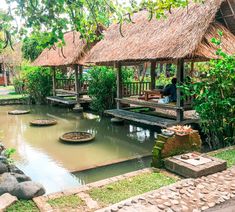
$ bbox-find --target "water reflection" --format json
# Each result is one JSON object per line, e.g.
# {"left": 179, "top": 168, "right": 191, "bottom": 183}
{"left": 0, "top": 105, "right": 157, "bottom": 193}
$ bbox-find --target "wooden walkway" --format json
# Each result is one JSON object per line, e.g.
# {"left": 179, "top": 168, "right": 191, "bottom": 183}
{"left": 47, "top": 96, "right": 77, "bottom": 105}
{"left": 47, "top": 96, "right": 91, "bottom": 105}
{"left": 105, "top": 109, "right": 178, "bottom": 128}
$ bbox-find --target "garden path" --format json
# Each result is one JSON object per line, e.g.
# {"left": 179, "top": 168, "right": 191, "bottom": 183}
{"left": 99, "top": 166, "right": 235, "bottom": 212}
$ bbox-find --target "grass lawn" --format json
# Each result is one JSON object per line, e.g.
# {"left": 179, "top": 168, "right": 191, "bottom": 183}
{"left": 89, "top": 172, "right": 177, "bottom": 206}
{"left": 6, "top": 200, "right": 39, "bottom": 212}
{"left": 211, "top": 148, "right": 235, "bottom": 168}
{"left": 0, "top": 85, "right": 15, "bottom": 90}
{"left": 47, "top": 195, "right": 84, "bottom": 209}
{"left": 0, "top": 94, "right": 28, "bottom": 100}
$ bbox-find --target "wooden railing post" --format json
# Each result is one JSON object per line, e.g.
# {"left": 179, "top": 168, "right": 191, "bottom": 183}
{"left": 74, "top": 64, "right": 79, "bottom": 102}
{"left": 176, "top": 59, "right": 184, "bottom": 122}
{"left": 78, "top": 65, "right": 83, "bottom": 91}
{"left": 115, "top": 62, "right": 122, "bottom": 109}
{"left": 52, "top": 67, "right": 56, "bottom": 96}
{"left": 150, "top": 61, "right": 156, "bottom": 90}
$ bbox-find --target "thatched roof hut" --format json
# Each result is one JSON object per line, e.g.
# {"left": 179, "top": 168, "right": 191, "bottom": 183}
{"left": 86, "top": 0, "right": 235, "bottom": 66}
{"left": 33, "top": 31, "right": 94, "bottom": 67}
{"left": 0, "top": 42, "right": 23, "bottom": 68}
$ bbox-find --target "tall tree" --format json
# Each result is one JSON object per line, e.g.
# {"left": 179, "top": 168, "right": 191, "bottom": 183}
{"left": 4, "top": 0, "right": 202, "bottom": 48}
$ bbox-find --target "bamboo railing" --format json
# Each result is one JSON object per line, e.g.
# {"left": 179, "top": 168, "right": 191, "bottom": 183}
{"left": 122, "top": 81, "right": 151, "bottom": 97}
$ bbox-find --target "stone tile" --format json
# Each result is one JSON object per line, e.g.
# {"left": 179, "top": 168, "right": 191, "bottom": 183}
{"left": 0, "top": 193, "right": 18, "bottom": 211}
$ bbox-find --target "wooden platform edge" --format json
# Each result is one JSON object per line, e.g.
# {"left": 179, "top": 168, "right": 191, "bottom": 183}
{"left": 105, "top": 109, "right": 179, "bottom": 128}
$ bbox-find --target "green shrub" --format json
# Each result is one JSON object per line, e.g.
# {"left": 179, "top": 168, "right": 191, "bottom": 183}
{"left": 87, "top": 66, "right": 134, "bottom": 113}
{"left": 13, "top": 78, "right": 24, "bottom": 94}
{"left": 156, "top": 73, "right": 172, "bottom": 87}
{"left": 87, "top": 66, "right": 116, "bottom": 113}
{"left": 21, "top": 66, "right": 52, "bottom": 104}
{"left": 182, "top": 35, "right": 235, "bottom": 149}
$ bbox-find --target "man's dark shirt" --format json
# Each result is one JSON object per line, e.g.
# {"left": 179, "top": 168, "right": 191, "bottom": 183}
{"left": 163, "top": 84, "right": 177, "bottom": 102}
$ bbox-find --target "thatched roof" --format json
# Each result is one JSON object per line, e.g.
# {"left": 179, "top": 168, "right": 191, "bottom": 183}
{"left": 0, "top": 42, "right": 23, "bottom": 67}
{"left": 33, "top": 31, "right": 93, "bottom": 67}
{"left": 86, "top": 0, "right": 235, "bottom": 66}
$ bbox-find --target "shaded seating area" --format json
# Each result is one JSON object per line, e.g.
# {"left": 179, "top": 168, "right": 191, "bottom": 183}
{"left": 86, "top": 0, "right": 235, "bottom": 126}
{"left": 33, "top": 31, "right": 98, "bottom": 108}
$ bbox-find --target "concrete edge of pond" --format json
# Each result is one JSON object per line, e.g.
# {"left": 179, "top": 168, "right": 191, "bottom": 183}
{"left": 70, "top": 153, "right": 152, "bottom": 173}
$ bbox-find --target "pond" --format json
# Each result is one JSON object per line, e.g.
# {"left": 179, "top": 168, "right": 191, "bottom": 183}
{"left": 0, "top": 105, "right": 157, "bottom": 193}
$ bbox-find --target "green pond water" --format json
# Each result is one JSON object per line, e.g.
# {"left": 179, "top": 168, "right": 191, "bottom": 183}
{"left": 0, "top": 105, "right": 158, "bottom": 193}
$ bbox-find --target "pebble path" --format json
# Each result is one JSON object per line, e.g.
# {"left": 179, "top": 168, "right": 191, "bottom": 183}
{"left": 98, "top": 167, "right": 235, "bottom": 212}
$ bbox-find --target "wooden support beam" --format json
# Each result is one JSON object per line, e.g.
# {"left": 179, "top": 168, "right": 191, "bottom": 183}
{"left": 52, "top": 67, "right": 56, "bottom": 96}
{"left": 78, "top": 65, "right": 83, "bottom": 91}
{"left": 176, "top": 59, "right": 185, "bottom": 122}
{"left": 115, "top": 62, "right": 122, "bottom": 109}
{"left": 150, "top": 61, "right": 156, "bottom": 90}
{"left": 74, "top": 64, "right": 79, "bottom": 103}
{"left": 190, "top": 62, "right": 194, "bottom": 77}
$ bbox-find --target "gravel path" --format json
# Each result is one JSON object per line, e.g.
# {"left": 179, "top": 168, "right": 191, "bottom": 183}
{"left": 0, "top": 86, "right": 14, "bottom": 95}
{"left": 99, "top": 166, "right": 235, "bottom": 212}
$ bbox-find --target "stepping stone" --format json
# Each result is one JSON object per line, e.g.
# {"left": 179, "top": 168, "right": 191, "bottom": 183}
{"left": 77, "top": 192, "right": 99, "bottom": 209}
{"left": 0, "top": 193, "right": 18, "bottom": 211}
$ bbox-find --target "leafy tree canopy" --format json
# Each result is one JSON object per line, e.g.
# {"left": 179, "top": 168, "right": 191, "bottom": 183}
{"left": 22, "top": 33, "right": 49, "bottom": 61}
{"left": 4, "top": 0, "right": 202, "bottom": 49}
{"left": 0, "top": 9, "right": 16, "bottom": 52}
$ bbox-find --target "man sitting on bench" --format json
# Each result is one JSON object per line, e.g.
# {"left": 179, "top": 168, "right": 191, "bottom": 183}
{"left": 162, "top": 77, "right": 177, "bottom": 102}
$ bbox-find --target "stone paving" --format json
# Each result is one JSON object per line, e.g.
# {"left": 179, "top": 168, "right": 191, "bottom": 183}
{"left": 98, "top": 166, "right": 235, "bottom": 212}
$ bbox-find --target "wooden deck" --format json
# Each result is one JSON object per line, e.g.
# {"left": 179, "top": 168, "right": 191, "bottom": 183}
{"left": 47, "top": 96, "right": 77, "bottom": 105}
{"left": 105, "top": 109, "right": 179, "bottom": 128}
{"left": 47, "top": 96, "right": 91, "bottom": 105}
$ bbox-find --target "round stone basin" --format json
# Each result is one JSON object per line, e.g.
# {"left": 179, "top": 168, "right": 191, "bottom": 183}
{"left": 30, "top": 119, "right": 57, "bottom": 126}
{"left": 8, "top": 110, "right": 30, "bottom": 115}
{"left": 60, "top": 132, "right": 95, "bottom": 143}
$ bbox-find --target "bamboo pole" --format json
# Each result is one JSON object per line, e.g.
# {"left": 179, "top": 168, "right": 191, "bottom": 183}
{"left": 176, "top": 59, "right": 184, "bottom": 122}
{"left": 52, "top": 67, "right": 56, "bottom": 96}
{"left": 150, "top": 61, "right": 157, "bottom": 90}
{"left": 115, "top": 62, "right": 122, "bottom": 109}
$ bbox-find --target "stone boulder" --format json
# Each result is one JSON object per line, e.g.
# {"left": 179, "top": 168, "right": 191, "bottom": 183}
{"left": 8, "top": 164, "right": 25, "bottom": 174}
{"left": 12, "top": 181, "right": 45, "bottom": 200}
{"left": 0, "top": 173, "right": 18, "bottom": 195}
{"left": 0, "top": 162, "right": 8, "bottom": 174}
{"left": 11, "top": 173, "right": 31, "bottom": 183}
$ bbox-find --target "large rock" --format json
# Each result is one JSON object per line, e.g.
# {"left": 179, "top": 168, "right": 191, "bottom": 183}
{"left": 14, "top": 173, "right": 31, "bottom": 182}
{"left": 0, "top": 162, "right": 8, "bottom": 174}
{"left": 12, "top": 181, "right": 45, "bottom": 200}
{"left": 0, "top": 156, "right": 8, "bottom": 163}
{"left": 0, "top": 173, "right": 18, "bottom": 195}
{"left": 8, "top": 164, "right": 25, "bottom": 174}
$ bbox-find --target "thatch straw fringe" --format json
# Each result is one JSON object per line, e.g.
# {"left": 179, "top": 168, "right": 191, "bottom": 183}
{"left": 194, "top": 22, "right": 235, "bottom": 59}
{"left": 86, "top": 0, "right": 235, "bottom": 65}
{"left": 0, "top": 42, "right": 22, "bottom": 67}
{"left": 33, "top": 31, "right": 91, "bottom": 67}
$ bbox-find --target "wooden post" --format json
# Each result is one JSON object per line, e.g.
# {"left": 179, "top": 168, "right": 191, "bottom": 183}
{"left": 73, "top": 64, "right": 83, "bottom": 112}
{"left": 78, "top": 65, "right": 83, "bottom": 91}
{"left": 160, "top": 63, "right": 163, "bottom": 73}
{"left": 74, "top": 64, "right": 79, "bottom": 102}
{"left": 176, "top": 59, "right": 184, "bottom": 122}
{"left": 52, "top": 67, "right": 56, "bottom": 96}
{"left": 115, "top": 62, "right": 122, "bottom": 109}
{"left": 150, "top": 61, "right": 156, "bottom": 90}
{"left": 190, "top": 62, "right": 194, "bottom": 77}
{"left": 2, "top": 63, "right": 7, "bottom": 87}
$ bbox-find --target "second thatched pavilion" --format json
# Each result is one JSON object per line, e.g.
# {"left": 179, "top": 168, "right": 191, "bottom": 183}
{"left": 86, "top": 0, "right": 235, "bottom": 127}
{"left": 33, "top": 31, "right": 95, "bottom": 110}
